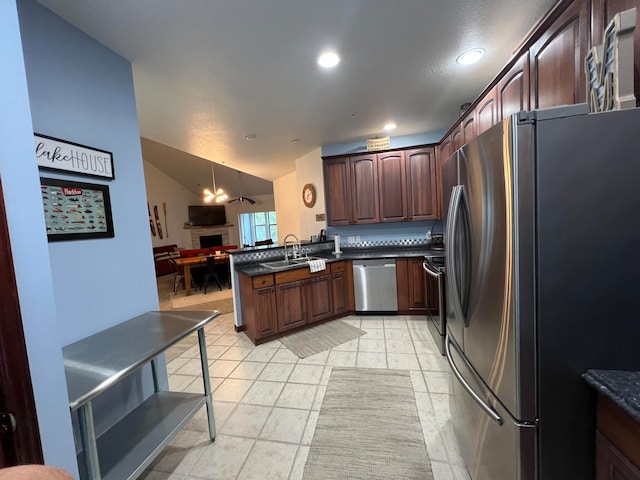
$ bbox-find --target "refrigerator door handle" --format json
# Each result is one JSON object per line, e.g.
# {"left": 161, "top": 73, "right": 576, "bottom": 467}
{"left": 445, "top": 332, "right": 504, "bottom": 426}
{"left": 446, "top": 185, "right": 469, "bottom": 326}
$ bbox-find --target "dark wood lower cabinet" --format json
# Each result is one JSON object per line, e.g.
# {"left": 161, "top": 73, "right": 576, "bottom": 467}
{"left": 276, "top": 280, "right": 307, "bottom": 332}
{"left": 306, "top": 275, "right": 333, "bottom": 324}
{"left": 240, "top": 261, "right": 352, "bottom": 344}
{"left": 595, "top": 396, "right": 640, "bottom": 480}
{"left": 396, "top": 257, "right": 426, "bottom": 314}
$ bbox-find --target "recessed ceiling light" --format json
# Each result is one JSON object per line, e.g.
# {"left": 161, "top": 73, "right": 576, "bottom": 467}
{"left": 456, "top": 48, "right": 486, "bottom": 65}
{"left": 318, "top": 51, "right": 340, "bottom": 68}
{"left": 244, "top": 134, "right": 257, "bottom": 140}
{"left": 383, "top": 123, "right": 397, "bottom": 131}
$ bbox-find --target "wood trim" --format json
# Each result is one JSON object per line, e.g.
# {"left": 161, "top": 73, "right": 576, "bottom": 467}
{"left": 0, "top": 180, "right": 43, "bottom": 467}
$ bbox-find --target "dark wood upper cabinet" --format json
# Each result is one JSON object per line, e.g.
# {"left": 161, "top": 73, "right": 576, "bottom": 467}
{"left": 462, "top": 112, "right": 476, "bottom": 145}
{"left": 476, "top": 85, "right": 499, "bottom": 135}
{"left": 499, "top": 52, "right": 530, "bottom": 120}
{"left": 378, "top": 151, "right": 407, "bottom": 222}
{"left": 451, "top": 124, "right": 464, "bottom": 151}
{"left": 350, "top": 154, "right": 379, "bottom": 224}
{"left": 323, "top": 157, "right": 351, "bottom": 226}
{"left": 405, "top": 147, "right": 438, "bottom": 221}
{"left": 529, "top": 0, "right": 590, "bottom": 109}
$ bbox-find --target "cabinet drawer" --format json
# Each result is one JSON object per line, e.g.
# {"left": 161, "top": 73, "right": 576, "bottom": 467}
{"left": 253, "top": 274, "right": 274, "bottom": 289}
{"left": 276, "top": 268, "right": 311, "bottom": 284}
{"left": 330, "top": 261, "right": 346, "bottom": 273}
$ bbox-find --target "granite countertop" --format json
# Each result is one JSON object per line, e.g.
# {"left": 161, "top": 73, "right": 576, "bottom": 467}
{"left": 583, "top": 369, "right": 640, "bottom": 423}
{"left": 235, "top": 246, "right": 444, "bottom": 277}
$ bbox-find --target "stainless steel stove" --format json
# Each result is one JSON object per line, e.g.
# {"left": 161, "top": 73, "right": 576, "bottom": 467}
{"left": 423, "top": 255, "right": 446, "bottom": 355}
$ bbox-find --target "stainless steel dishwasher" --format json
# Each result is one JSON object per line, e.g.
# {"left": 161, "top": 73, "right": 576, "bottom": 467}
{"left": 353, "top": 259, "right": 398, "bottom": 312}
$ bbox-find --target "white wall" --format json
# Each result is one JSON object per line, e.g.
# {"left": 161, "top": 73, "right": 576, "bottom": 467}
{"left": 0, "top": 0, "right": 76, "bottom": 472}
{"left": 273, "top": 171, "right": 301, "bottom": 241}
{"left": 143, "top": 160, "right": 200, "bottom": 249}
{"left": 295, "top": 147, "right": 326, "bottom": 241}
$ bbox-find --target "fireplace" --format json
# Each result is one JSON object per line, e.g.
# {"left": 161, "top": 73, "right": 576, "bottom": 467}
{"left": 200, "top": 234, "right": 223, "bottom": 249}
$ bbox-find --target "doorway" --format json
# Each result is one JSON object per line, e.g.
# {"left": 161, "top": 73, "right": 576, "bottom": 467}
{"left": 0, "top": 179, "right": 43, "bottom": 467}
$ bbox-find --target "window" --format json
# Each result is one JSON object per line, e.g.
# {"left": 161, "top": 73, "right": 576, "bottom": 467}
{"left": 239, "top": 211, "right": 278, "bottom": 246}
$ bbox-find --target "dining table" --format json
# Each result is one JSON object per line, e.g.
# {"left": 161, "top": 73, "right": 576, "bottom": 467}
{"left": 174, "top": 253, "right": 229, "bottom": 296}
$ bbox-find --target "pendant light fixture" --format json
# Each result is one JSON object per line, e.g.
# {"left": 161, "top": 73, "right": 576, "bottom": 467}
{"left": 203, "top": 162, "right": 228, "bottom": 203}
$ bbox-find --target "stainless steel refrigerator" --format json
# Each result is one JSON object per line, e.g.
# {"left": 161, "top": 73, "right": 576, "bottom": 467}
{"left": 442, "top": 105, "right": 640, "bottom": 480}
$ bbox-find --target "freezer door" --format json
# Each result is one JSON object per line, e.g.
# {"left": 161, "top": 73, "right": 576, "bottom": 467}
{"left": 447, "top": 335, "right": 536, "bottom": 480}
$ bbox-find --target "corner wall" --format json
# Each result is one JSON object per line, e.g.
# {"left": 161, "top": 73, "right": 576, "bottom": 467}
{"left": 295, "top": 147, "right": 325, "bottom": 241}
{"left": 0, "top": 0, "right": 76, "bottom": 473}
{"left": 273, "top": 171, "right": 300, "bottom": 241}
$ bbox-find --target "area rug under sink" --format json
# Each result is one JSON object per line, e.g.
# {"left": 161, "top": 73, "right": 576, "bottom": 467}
{"left": 279, "top": 320, "right": 366, "bottom": 359}
{"left": 303, "top": 367, "right": 432, "bottom": 479}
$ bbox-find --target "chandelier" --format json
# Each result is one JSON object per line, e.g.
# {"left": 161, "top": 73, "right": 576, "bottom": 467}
{"left": 203, "top": 162, "right": 228, "bottom": 203}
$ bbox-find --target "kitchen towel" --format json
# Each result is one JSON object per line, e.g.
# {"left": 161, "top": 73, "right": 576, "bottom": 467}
{"left": 334, "top": 235, "right": 341, "bottom": 253}
{"left": 308, "top": 259, "right": 326, "bottom": 273}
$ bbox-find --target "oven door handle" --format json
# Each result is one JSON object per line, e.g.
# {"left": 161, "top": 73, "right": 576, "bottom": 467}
{"left": 422, "top": 261, "right": 441, "bottom": 279}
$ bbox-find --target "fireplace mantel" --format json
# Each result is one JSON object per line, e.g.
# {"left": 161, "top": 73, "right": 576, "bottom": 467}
{"left": 183, "top": 224, "right": 233, "bottom": 248}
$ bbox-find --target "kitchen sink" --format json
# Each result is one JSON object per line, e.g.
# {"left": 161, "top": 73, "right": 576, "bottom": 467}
{"left": 259, "top": 257, "right": 324, "bottom": 270}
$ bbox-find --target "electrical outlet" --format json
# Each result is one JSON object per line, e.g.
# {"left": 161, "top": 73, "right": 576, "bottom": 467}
{"left": 348, "top": 236, "right": 355, "bottom": 243}
{"left": 355, "top": 236, "right": 360, "bottom": 242}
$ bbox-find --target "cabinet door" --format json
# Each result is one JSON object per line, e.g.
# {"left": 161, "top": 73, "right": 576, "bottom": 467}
{"left": 476, "top": 86, "right": 499, "bottom": 135}
{"left": 253, "top": 286, "right": 278, "bottom": 340}
{"left": 405, "top": 147, "right": 438, "bottom": 221}
{"left": 331, "top": 272, "right": 348, "bottom": 316}
{"left": 439, "top": 135, "right": 453, "bottom": 164}
{"left": 595, "top": 431, "right": 640, "bottom": 480}
{"left": 451, "top": 124, "right": 464, "bottom": 151}
{"left": 276, "top": 280, "right": 306, "bottom": 332}
{"left": 499, "top": 52, "right": 530, "bottom": 120}
{"left": 529, "top": 0, "right": 590, "bottom": 109}
{"left": 350, "top": 154, "right": 379, "bottom": 224}
{"left": 407, "top": 258, "right": 427, "bottom": 311}
{"left": 323, "top": 157, "right": 351, "bottom": 226}
{"left": 462, "top": 112, "right": 476, "bottom": 146}
{"left": 306, "top": 275, "right": 333, "bottom": 324}
{"left": 378, "top": 151, "right": 407, "bottom": 222}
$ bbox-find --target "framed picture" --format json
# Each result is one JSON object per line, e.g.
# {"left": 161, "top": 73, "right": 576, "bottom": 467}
{"left": 34, "top": 133, "right": 115, "bottom": 180}
{"left": 40, "top": 177, "right": 115, "bottom": 242}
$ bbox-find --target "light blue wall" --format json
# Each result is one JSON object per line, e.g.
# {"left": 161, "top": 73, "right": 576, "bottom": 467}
{"left": 0, "top": 0, "right": 164, "bottom": 473}
{"left": 321, "top": 130, "right": 447, "bottom": 157}
{"left": 0, "top": 0, "right": 77, "bottom": 474}
{"left": 326, "top": 219, "right": 444, "bottom": 244}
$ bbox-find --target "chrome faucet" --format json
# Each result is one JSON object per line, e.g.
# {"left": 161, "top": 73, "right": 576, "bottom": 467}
{"left": 282, "top": 233, "right": 300, "bottom": 261}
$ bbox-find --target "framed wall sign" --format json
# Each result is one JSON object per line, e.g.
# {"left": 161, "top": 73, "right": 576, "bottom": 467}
{"left": 40, "top": 177, "right": 115, "bottom": 242}
{"left": 34, "top": 133, "right": 115, "bottom": 180}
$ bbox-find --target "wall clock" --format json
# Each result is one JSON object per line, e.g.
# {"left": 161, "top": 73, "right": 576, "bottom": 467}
{"left": 302, "top": 183, "right": 316, "bottom": 208}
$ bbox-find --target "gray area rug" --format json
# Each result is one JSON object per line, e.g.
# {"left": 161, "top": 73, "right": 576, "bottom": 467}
{"left": 279, "top": 320, "right": 366, "bottom": 359}
{"left": 303, "top": 368, "right": 432, "bottom": 480}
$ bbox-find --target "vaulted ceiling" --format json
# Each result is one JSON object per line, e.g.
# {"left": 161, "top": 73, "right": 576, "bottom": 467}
{"left": 34, "top": 0, "right": 557, "bottom": 196}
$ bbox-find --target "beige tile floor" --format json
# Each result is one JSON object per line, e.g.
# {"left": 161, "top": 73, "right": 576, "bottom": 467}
{"left": 139, "top": 306, "right": 471, "bottom": 480}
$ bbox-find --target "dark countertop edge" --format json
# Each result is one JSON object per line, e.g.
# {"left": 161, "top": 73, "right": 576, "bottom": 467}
{"left": 583, "top": 369, "right": 640, "bottom": 423}
{"left": 234, "top": 247, "right": 444, "bottom": 276}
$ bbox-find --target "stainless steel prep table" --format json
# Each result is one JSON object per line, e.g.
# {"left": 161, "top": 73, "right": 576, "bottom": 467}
{"left": 63, "top": 310, "right": 220, "bottom": 480}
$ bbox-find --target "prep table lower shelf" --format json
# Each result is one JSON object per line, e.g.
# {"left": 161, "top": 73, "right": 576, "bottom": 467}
{"left": 77, "top": 392, "right": 207, "bottom": 480}
{"left": 63, "top": 310, "right": 220, "bottom": 480}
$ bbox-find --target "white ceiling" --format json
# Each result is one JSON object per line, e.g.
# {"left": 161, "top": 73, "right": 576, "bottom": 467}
{"left": 34, "top": 0, "right": 556, "bottom": 195}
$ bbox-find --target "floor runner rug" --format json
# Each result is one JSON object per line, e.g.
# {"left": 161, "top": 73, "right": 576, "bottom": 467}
{"left": 303, "top": 367, "right": 432, "bottom": 480}
{"left": 279, "top": 320, "right": 366, "bottom": 358}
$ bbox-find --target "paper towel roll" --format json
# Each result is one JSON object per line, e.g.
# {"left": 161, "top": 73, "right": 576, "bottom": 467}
{"left": 334, "top": 235, "right": 341, "bottom": 253}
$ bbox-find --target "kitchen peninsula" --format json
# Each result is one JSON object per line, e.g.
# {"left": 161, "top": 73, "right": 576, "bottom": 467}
{"left": 230, "top": 240, "right": 442, "bottom": 345}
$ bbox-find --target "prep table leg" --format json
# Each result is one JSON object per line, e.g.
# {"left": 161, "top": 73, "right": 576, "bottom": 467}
{"left": 77, "top": 402, "right": 101, "bottom": 479}
{"left": 198, "top": 328, "right": 216, "bottom": 441}
{"left": 151, "top": 357, "right": 161, "bottom": 392}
